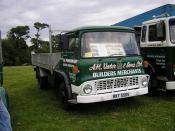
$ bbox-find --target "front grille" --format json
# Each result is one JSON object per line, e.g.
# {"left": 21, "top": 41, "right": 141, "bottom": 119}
{"left": 95, "top": 76, "right": 139, "bottom": 92}
{"left": 95, "top": 79, "right": 114, "bottom": 91}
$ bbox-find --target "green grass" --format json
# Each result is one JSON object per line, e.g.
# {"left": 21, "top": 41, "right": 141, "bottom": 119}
{"left": 3, "top": 66, "right": 175, "bottom": 131}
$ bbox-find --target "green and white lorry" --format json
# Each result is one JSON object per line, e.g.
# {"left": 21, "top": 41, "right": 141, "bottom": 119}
{"left": 140, "top": 16, "right": 175, "bottom": 92}
{"left": 32, "top": 26, "right": 149, "bottom": 104}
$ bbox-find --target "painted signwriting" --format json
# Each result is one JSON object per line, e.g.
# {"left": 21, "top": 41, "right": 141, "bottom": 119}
{"left": 89, "top": 61, "right": 143, "bottom": 78}
{"left": 62, "top": 59, "right": 78, "bottom": 67}
{"left": 89, "top": 61, "right": 142, "bottom": 71}
{"left": 92, "top": 69, "right": 142, "bottom": 78}
{"left": 93, "top": 71, "right": 116, "bottom": 78}
{"left": 147, "top": 54, "right": 166, "bottom": 68}
{"left": 117, "top": 69, "right": 141, "bottom": 75}
{"left": 63, "top": 59, "right": 78, "bottom": 64}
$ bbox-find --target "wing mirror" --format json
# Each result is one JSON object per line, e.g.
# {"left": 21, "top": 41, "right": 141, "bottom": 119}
{"left": 59, "top": 34, "right": 69, "bottom": 50}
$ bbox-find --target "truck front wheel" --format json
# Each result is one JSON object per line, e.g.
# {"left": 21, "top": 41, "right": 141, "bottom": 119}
{"left": 58, "top": 82, "right": 73, "bottom": 109}
{"left": 59, "top": 83, "right": 68, "bottom": 103}
{"left": 148, "top": 77, "right": 157, "bottom": 95}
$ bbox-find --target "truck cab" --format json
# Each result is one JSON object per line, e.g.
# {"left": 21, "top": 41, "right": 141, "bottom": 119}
{"left": 140, "top": 16, "right": 175, "bottom": 92}
{"left": 32, "top": 26, "right": 149, "bottom": 104}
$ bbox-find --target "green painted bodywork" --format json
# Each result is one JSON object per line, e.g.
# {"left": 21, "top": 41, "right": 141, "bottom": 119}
{"left": 141, "top": 47, "right": 175, "bottom": 80}
{"left": 75, "top": 56, "right": 144, "bottom": 86}
{"left": 55, "top": 26, "right": 146, "bottom": 86}
{"left": 69, "top": 26, "right": 134, "bottom": 33}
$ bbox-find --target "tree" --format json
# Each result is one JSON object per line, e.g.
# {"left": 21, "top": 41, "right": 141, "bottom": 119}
{"left": 31, "top": 22, "right": 49, "bottom": 53}
{"left": 34, "top": 22, "right": 48, "bottom": 41}
{"left": 30, "top": 39, "right": 49, "bottom": 53}
{"left": 51, "top": 34, "right": 61, "bottom": 52}
{"left": 2, "top": 26, "right": 31, "bottom": 65}
{"left": 7, "top": 26, "right": 30, "bottom": 49}
{"left": 2, "top": 39, "right": 16, "bottom": 65}
{"left": 7, "top": 26, "right": 30, "bottom": 40}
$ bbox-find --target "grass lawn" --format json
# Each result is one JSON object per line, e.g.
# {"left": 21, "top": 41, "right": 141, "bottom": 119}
{"left": 3, "top": 66, "right": 175, "bottom": 131}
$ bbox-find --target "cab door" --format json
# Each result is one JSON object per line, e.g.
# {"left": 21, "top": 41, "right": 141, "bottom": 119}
{"left": 60, "top": 34, "right": 80, "bottom": 83}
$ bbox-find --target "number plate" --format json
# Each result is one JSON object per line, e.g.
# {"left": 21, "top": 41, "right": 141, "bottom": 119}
{"left": 113, "top": 92, "right": 129, "bottom": 98}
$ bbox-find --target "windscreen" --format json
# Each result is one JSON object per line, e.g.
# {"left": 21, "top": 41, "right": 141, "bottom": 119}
{"left": 169, "top": 19, "right": 175, "bottom": 43}
{"left": 81, "top": 32, "right": 139, "bottom": 58}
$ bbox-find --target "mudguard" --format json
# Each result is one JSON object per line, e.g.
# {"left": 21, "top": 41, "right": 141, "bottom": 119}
{"left": 54, "top": 70, "right": 72, "bottom": 100}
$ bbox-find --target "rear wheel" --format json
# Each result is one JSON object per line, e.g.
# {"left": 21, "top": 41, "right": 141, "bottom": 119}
{"left": 35, "top": 67, "right": 40, "bottom": 82}
{"left": 36, "top": 68, "right": 48, "bottom": 89}
{"left": 39, "top": 76, "right": 48, "bottom": 89}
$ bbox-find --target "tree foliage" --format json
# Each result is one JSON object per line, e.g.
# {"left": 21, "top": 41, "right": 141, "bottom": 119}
{"left": 30, "top": 22, "right": 49, "bottom": 53}
{"left": 2, "top": 26, "right": 30, "bottom": 65}
{"left": 30, "top": 38, "right": 49, "bottom": 53}
{"left": 7, "top": 26, "right": 30, "bottom": 49}
{"left": 7, "top": 26, "right": 30, "bottom": 40}
{"left": 1, "top": 22, "right": 51, "bottom": 65}
{"left": 51, "top": 34, "right": 60, "bottom": 52}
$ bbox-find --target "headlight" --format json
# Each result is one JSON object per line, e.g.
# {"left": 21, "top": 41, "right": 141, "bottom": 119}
{"left": 142, "top": 76, "right": 148, "bottom": 87}
{"left": 83, "top": 84, "right": 92, "bottom": 94}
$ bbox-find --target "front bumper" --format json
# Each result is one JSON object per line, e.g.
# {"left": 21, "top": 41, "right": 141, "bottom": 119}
{"left": 76, "top": 87, "right": 148, "bottom": 103}
{"left": 72, "top": 75, "right": 149, "bottom": 103}
{"left": 166, "top": 81, "right": 175, "bottom": 90}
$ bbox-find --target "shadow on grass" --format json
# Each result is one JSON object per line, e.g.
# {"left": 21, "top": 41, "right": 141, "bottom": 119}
{"left": 22, "top": 84, "right": 174, "bottom": 116}
{"left": 147, "top": 90, "right": 175, "bottom": 101}
{"left": 29, "top": 86, "right": 149, "bottom": 115}
{"left": 59, "top": 97, "right": 146, "bottom": 116}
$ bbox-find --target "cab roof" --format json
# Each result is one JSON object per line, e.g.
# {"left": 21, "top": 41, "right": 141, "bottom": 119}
{"left": 143, "top": 16, "right": 175, "bottom": 25}
{"left": 66, "top": 26, "right": 134, "bottom": 35}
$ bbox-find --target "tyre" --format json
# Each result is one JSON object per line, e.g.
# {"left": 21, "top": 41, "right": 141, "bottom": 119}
{"left": 148, "top": 77, "right": 157, "bottom": 95}
{"left": 58, "top": 82, "right": 73, "bottom": 109}
{"left": 35, "top": 67, "right": 40, "bottom": 82}
{"left": 58, "top": 83, "right": 67, "bottom": 102}
{"left": 144, "top": 63, "right": 157, "bottom": 95}
{"left": 39, "top": 76, "right": 48, "bottom": 89}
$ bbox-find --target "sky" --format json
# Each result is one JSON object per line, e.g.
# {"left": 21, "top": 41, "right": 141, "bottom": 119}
{"left": 0, "top": 0, "right": 174, "bottom": 40}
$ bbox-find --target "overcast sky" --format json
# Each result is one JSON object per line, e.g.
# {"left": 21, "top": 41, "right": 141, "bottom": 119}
{"left": 0, "top": 0, "right": 174, "bottom": 40}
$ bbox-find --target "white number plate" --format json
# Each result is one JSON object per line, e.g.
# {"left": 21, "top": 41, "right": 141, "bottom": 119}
{"left": 113, "top": 92, "right": 129, "bottom": 98}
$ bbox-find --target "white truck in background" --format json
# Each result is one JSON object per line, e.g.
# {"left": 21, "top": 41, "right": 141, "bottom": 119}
{"left": 140, "top": 15, "right": 175, "bottom": 93}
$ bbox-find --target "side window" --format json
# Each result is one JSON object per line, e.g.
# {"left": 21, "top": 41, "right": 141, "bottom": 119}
{"left": 141, "top": 26, "right": 147, "bottom": 42}
{"left": 148, "top": 23, "right": 165, "bottom": 42}
{"left": 169, "top": 19, "right": 175, "bottom": 43}
{"left": 148, "top": 24, "right": 157, "bottom": 41}
{"left": 68, "top": 37, "right": 79, "bottom": 51}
